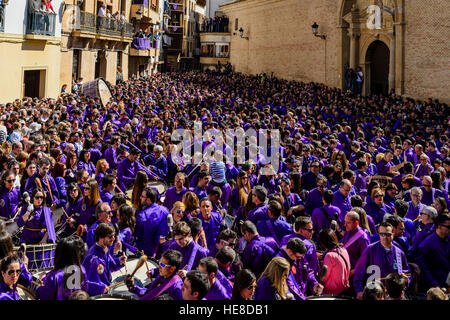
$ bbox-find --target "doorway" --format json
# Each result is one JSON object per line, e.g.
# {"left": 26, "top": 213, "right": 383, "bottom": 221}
{"left": 23, "top": 70, "right": 45, "bottom": 98}
{"left": 366, "top": 40, "right": 390, "bottom": 96}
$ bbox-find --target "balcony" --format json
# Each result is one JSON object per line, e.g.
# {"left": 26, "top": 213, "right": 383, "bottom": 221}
{"left": 168, "top": 2, "right": 183, "bottom": 12}
{"left": 130, "top": 37, "right": 160, "bottom": 57}
{"left": 26, "top": 10, "right": 56, "bottom": 37}
{"left": 79, "top": 12, "right": 96, "bottom": 33}
{"left": 167, "top": 25, "right": 183, "bottom": 34}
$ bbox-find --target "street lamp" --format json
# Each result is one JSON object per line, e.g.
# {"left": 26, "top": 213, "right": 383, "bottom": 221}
{"left": 312, "top": 22, "right": 326, "bottom": 39}
{"left": 238, "top": 27, "right": 249, "bottom": 40}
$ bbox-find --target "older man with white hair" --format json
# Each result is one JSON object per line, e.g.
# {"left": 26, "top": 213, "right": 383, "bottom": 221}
{"left": 143, "top": 144, "right": 168, "bottom": 180}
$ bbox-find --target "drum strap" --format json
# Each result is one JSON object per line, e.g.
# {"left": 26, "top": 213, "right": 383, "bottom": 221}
{"left": 185, "top": 242, "right": 199, "bottom": 272}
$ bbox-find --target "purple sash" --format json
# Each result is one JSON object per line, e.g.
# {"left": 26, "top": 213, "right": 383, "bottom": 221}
{"left": 343, "top": 228, "right": 364, "bottom": 249}
{"left": 140, "top": 275, "right": 182, "bottom": 300}
{"left": 44, "top": 208, "right": 56, "bottom": 243}
{"left": 266, "top": 220, "right": 280, "bottom": 245}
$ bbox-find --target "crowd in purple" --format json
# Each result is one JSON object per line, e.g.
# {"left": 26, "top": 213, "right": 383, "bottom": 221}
{"left": 0, "top": 70, "right": 449, "bottom": 301}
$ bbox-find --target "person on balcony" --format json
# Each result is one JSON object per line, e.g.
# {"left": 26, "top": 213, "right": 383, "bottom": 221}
{"left": 98, "top": 3, "right": 106, "bottom": 17}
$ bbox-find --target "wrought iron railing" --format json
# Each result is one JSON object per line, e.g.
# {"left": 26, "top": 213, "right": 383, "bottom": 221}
{"left": 26, "top": 10, "right": 56, "bottom": 36}
{"left": 79, "top": 11, "right": 96, "bottom": 33}
{"left": 122, "top": 22, "right": 134, "bottom": 38}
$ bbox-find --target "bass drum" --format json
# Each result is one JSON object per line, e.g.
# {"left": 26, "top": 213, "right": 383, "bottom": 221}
{"left": 307, "top": 295, "right": 355, "bottom": 300}
{"left": 81, "top": 78, "right": 112, "bottom": 107}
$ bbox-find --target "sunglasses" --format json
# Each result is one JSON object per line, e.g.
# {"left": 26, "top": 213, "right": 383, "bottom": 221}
{"left": 159, "top": 261, "right": 173, "bottom": 268}
{"left": 34, "top": 196, "right": 44, "bottom": 200}
{"left": 311, "top": 165, "right": 320, "bottom": 168}
{"left": 176, "top": 210, "right": 184, "bottom": 215}
{"left": 379, "top": 232, "right": 393, "bottom": 237}
{"left": 222, "top": 240, "right": 236, "bottom": 248}
{"left": 5, "top": 179, "right": 15, "bottom": 183}
{"left": 7, "top": 269, "right": 21, "bottom": 276}
{"left": 103, "top": 211, "right": 113, "bottom": 215}
{"left": 373, "top": 195, "right": 383, "bottom": 199}
{"left": 247, "top": 284, "right": 257, "bottom": 290}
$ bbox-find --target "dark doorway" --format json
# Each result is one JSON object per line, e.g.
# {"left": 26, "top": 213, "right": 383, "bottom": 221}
{"left": 366, "top": 40, "right": 390, "bottom": 96}
{"left": 95, "top": 52, "right": 101, "bottom": 79}
{"left": 23, "top": 70, "right": 41, "bottom": 98}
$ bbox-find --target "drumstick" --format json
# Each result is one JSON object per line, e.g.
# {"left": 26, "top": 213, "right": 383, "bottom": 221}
{"left": 109, "top": 255, "right": 148, "bottom": 290}
{"left": 123, "top": 253, "right": 128, "bottom": 274}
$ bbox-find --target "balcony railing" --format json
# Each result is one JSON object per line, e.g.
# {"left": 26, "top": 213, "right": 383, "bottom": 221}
{"left": 26, "top": 10, "right": 56, "bottom": 36}
{"left": 0, "top": 5, "right": 5, "bottom": 33}
{"left": 169, "top": 3, "right": 183, "bottom": 11}
{"left": 96, "top": 16, "right": 133, "bottom": 38}
{"left": 79, "top": 12, "right": 96, "bottom": 33}
{"left": 167, "top": 25, "right": 183, "bottom": 34}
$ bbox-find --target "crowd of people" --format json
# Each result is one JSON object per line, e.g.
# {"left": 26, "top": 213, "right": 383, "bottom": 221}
{"left": 0, "top": 69, "right": 449, "bottom": 301}
{"left": 201, "top": 16, "right": 229, "bottom": 33}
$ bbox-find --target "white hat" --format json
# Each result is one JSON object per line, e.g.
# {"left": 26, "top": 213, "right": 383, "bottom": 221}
{"left": 29, "top": 122, "right": 42, "bottom": 133}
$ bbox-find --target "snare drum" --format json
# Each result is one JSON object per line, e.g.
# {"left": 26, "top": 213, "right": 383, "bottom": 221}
{"left": 307, "top": 294, "right": 355, "bottom": 300}
{"left": 90, "top": 293, "right": 136, "bottom": 300}
{"left": 15, "top": 243, "right": 57, "bottom": 273}
{"left": 16, "top": 284, "right": 36, "bottom": 300}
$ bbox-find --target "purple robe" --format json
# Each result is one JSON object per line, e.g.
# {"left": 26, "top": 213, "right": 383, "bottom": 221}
{"left": 256, "top": 217, "right": 293, "bottom": 245}
{"left": 162, "top": 186, "right": 188, "bottom": 211}
{"left": 342, "top": 227, "right": 370, "bottom": 269}
{"left": 331, "top": 190, "right": 352, "bottom": 220}
{"left": 0, "top": 187, "right": 20, "bottom": 219}
{"left": 199, "top": 211, "right": 223, "bottom": 251}
{"left": 130, "top": 273, "right": 183, "bottom": 300}
{"left": 36, "top": 266, "right": 89, "bottom": 300}
{"left": 0, "top": 283, "right": 22, "bottom": 300}
{"left": 247, "top": 204, "right": 269, "bottom": 225}
{"left": 241, "top": 235, "right": 276, "bottom": 277}
{"left": 305, "top": 188, "right": 323, "bottom": 215}
{"left": 168, "top": 239, "right": 209, "bottom": 271}
{"left": 353, "top": 241, "right": 409, "bottom": 293}
{"left": 281, "top": 233, "right": 319, "bottom": 275}
{"left": 406, "top": 201, "right": 425, "bottom": 221}
{"left": 363, "top": 202, "right": 391, "bottom": 225}
{"left": 204, "top": 278, "right": 231, "bottom": 300}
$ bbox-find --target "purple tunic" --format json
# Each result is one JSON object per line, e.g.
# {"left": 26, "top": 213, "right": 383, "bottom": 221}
{"left": 311, "top": 204, "right": 342, "bottom": 235}
{"left": 199, "top": 211, "right": 223, "bottom": 251}
{"left": 36, "top": 266, "right": 89, "bottom": 300}
{"left": 281, "top": 233, "right": 319, "bottom": 275}
{"left": 305, "top": 188, "right": 323, "bottom": 215}
{"left": 353, "top": 241, "right": 409, "bottom": 293}
{"left": 130, "top": 273, "right": 183, "bottom": 300}
{"left": 162, "top": 186, "right": 188, "bottom": 211}
{"left": 0, "top": 283, "right": 22, "bottom": 300}
{"left": 0, "top": 187, "right": 20, "bottom": 219}
{"left": 247, "top": 204, "right": 269, "bottom": 225}
{"left": 342, "top": 227, "right": 370, "bottom": 269}
{"left": 241, "top": 235, "right": 276, "bottom": 277}
{"left": 168, "top": 239, "right": 209, "bottom": 271}
{"left": 256, "top": 217, "right": 293, "bottom": 245}
{"left": 405, "top": 201, "right": 425, "bottom": 221}
{"left": 331, "top": 190, "right": 352, "bottom": 220}
{"left": 204, "top": 279, "right": 231, "bottom": 300}
{"left": 363, "top": 202, "right": 391, "bottom": 225}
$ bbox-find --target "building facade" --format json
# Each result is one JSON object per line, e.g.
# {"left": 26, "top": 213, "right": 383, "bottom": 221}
{"left": 60, "top": 0, "right": 134, "bottom": 92}
{"left": 0, "top": 0, "right": 63, "bottom": 103}
{"left": 221, "top": 0, "right": 450, "bottom": 102}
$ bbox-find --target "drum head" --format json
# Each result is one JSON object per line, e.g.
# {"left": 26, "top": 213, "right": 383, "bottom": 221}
{"left": 108, "top": 275, "right": 145, "bottom": 298}
{"left": 91, "top": 294, "right": 136, "bottom": 300}
{"left": 98, "top": 78, "right": 112, "bottom": 107}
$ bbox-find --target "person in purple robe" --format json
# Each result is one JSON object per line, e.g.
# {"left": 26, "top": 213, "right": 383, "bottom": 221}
{"left": 16, "top": 188, "right": 55, "bottom": 245}
{"left": 364, "top": 187, "right": 391, "bottom": 225}
{"left": 353, "top": 222, "right": 410, "bottom": 299}
{"left": 126, "top": 249, "right": 183, "bottom": 300}
{"left": 163, "top": 172, "right": 188, "bottom": 211}
{"left": 415, "top": 213, "right": 450, "bottom": 290}
{"left": 246, "top": 186, "right": 269, "bottom": 224}
{"left": 215, "top": 246, "right": 238, "bottom": 293}
{"left": 189, "top": 170, "right": 210, "bottom": 202}
{"left": 416, "top": 176, "right": 444, "bottom": 206}
{"left": 405, "top": 187, "right": 426, "bottom": 221}
{"left": 198, "top": 198, "right": 223, "bottom": 252}
{"left": 99, "top": 174, "right": 116, "bottom": 205}
{"left": 304, "top": 175, "right": 327, "bottom": 215}
{"left": 280, "top": 177, "right": 303, "bottom": 214}
{"left": 82, "top": 223, "right": 127, "bottom": 296}
{"left": 354, "top": 159, "right": 370, "bottom": 197}
{"left": 383, "top": 183, "right": 398, "bottom": 213}
{"left": 70, "top": 179, "right": 102, "bottom": 228}
{"left": 198, "top": 256, "right": 231, "bottom": 300}
{"left": 36, "top": 235, "right": 89, "bottom": 300}
{"left": 301, "top": 159, "right": 323, "bottom": 191}
{"left": 342, "top": 211, "right": 370, "bottom": 280}
{"left": 312, "top": 189, "right": 342, "bottom": 240}
{"left": 134, "top": 187, "right": 169, "bottom": 257}
{"left": 169, "top": 222, "right": 209, "bottom": 278}
{"left": 0, "top": 254, "right": 22, "bottom": 300}
{"left": 275, "top": 238, "right": 322, "bottom": 300}
{"left": 116, "top": 148, "right": 151, "bottom": 192}
{"left": 0, "top": 170, "right": 21, "bottom": 219}
{"left": 86, "top": 202, "right": 113, "bottom": 248}
{"left": 414, "top": 154, "right": 434, "bottom": 179}
{"left": 281, "top": 216, "right": 320, "bottom": 275}
{"left": 143, "top": 145, "right": 168, "bottom": 180}
{"left": 256, "top": 200, "right": 293, "bottom": 245}
{"left": 104, "top": 135, "right": 121, "bottom": 170}
{"left": 181, "top": 269, "right": 211, "bottom": 300}
{"left": 331, "top": 179, "right": 353, "bottom": 221}
{"left": 230, "top": 269, "right": 256, "bottom": 300}
{"left": 376, "top": 149, "right": 404, "bottom": 177}
{"left": 77, "top": 149, "right": 96, "bottom": 177}
{"left": 240, "top": 220, "right": 277, "bottom": 278}
{"left": 24, "top": 158, "right": 60, "bottom": 209}
{"left": 254, "top": 256, "right": 293, "bottom": 300}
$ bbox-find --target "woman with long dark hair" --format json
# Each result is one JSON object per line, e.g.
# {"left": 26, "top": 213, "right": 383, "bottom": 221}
{"left": 117, "top": 204, "right": 136, "bottom": 250}
{"left": 20, "top": 161, "right": 37, "bottom": 196}
{"left": 36, "top": 235, "right": 88, "bottom": 300}
{"left": 131, "top": 171, "right": 148, "bottom": 209}
{"left": 52, "top": 162, "right": 68, "bottom": 209}
{"left": 231, "top": 269, "right": 256, "bottom": 300}
{"left": 0, "top": 254, "right": 22, "bottom": 300}
{"left": 70, "top": 179, "right": 101, "bottom": 228}
{"left": 0, "top": 170, "right": 20, "bottom": 220}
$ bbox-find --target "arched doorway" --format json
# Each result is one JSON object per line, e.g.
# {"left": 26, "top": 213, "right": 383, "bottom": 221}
{"left": 365, "top": 40, "right": 390, "bottom": 96}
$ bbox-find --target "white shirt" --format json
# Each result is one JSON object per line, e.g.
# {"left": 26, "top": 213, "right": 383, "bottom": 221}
{"left": 98, "top": 7, "right": 106, "bottom": 17}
